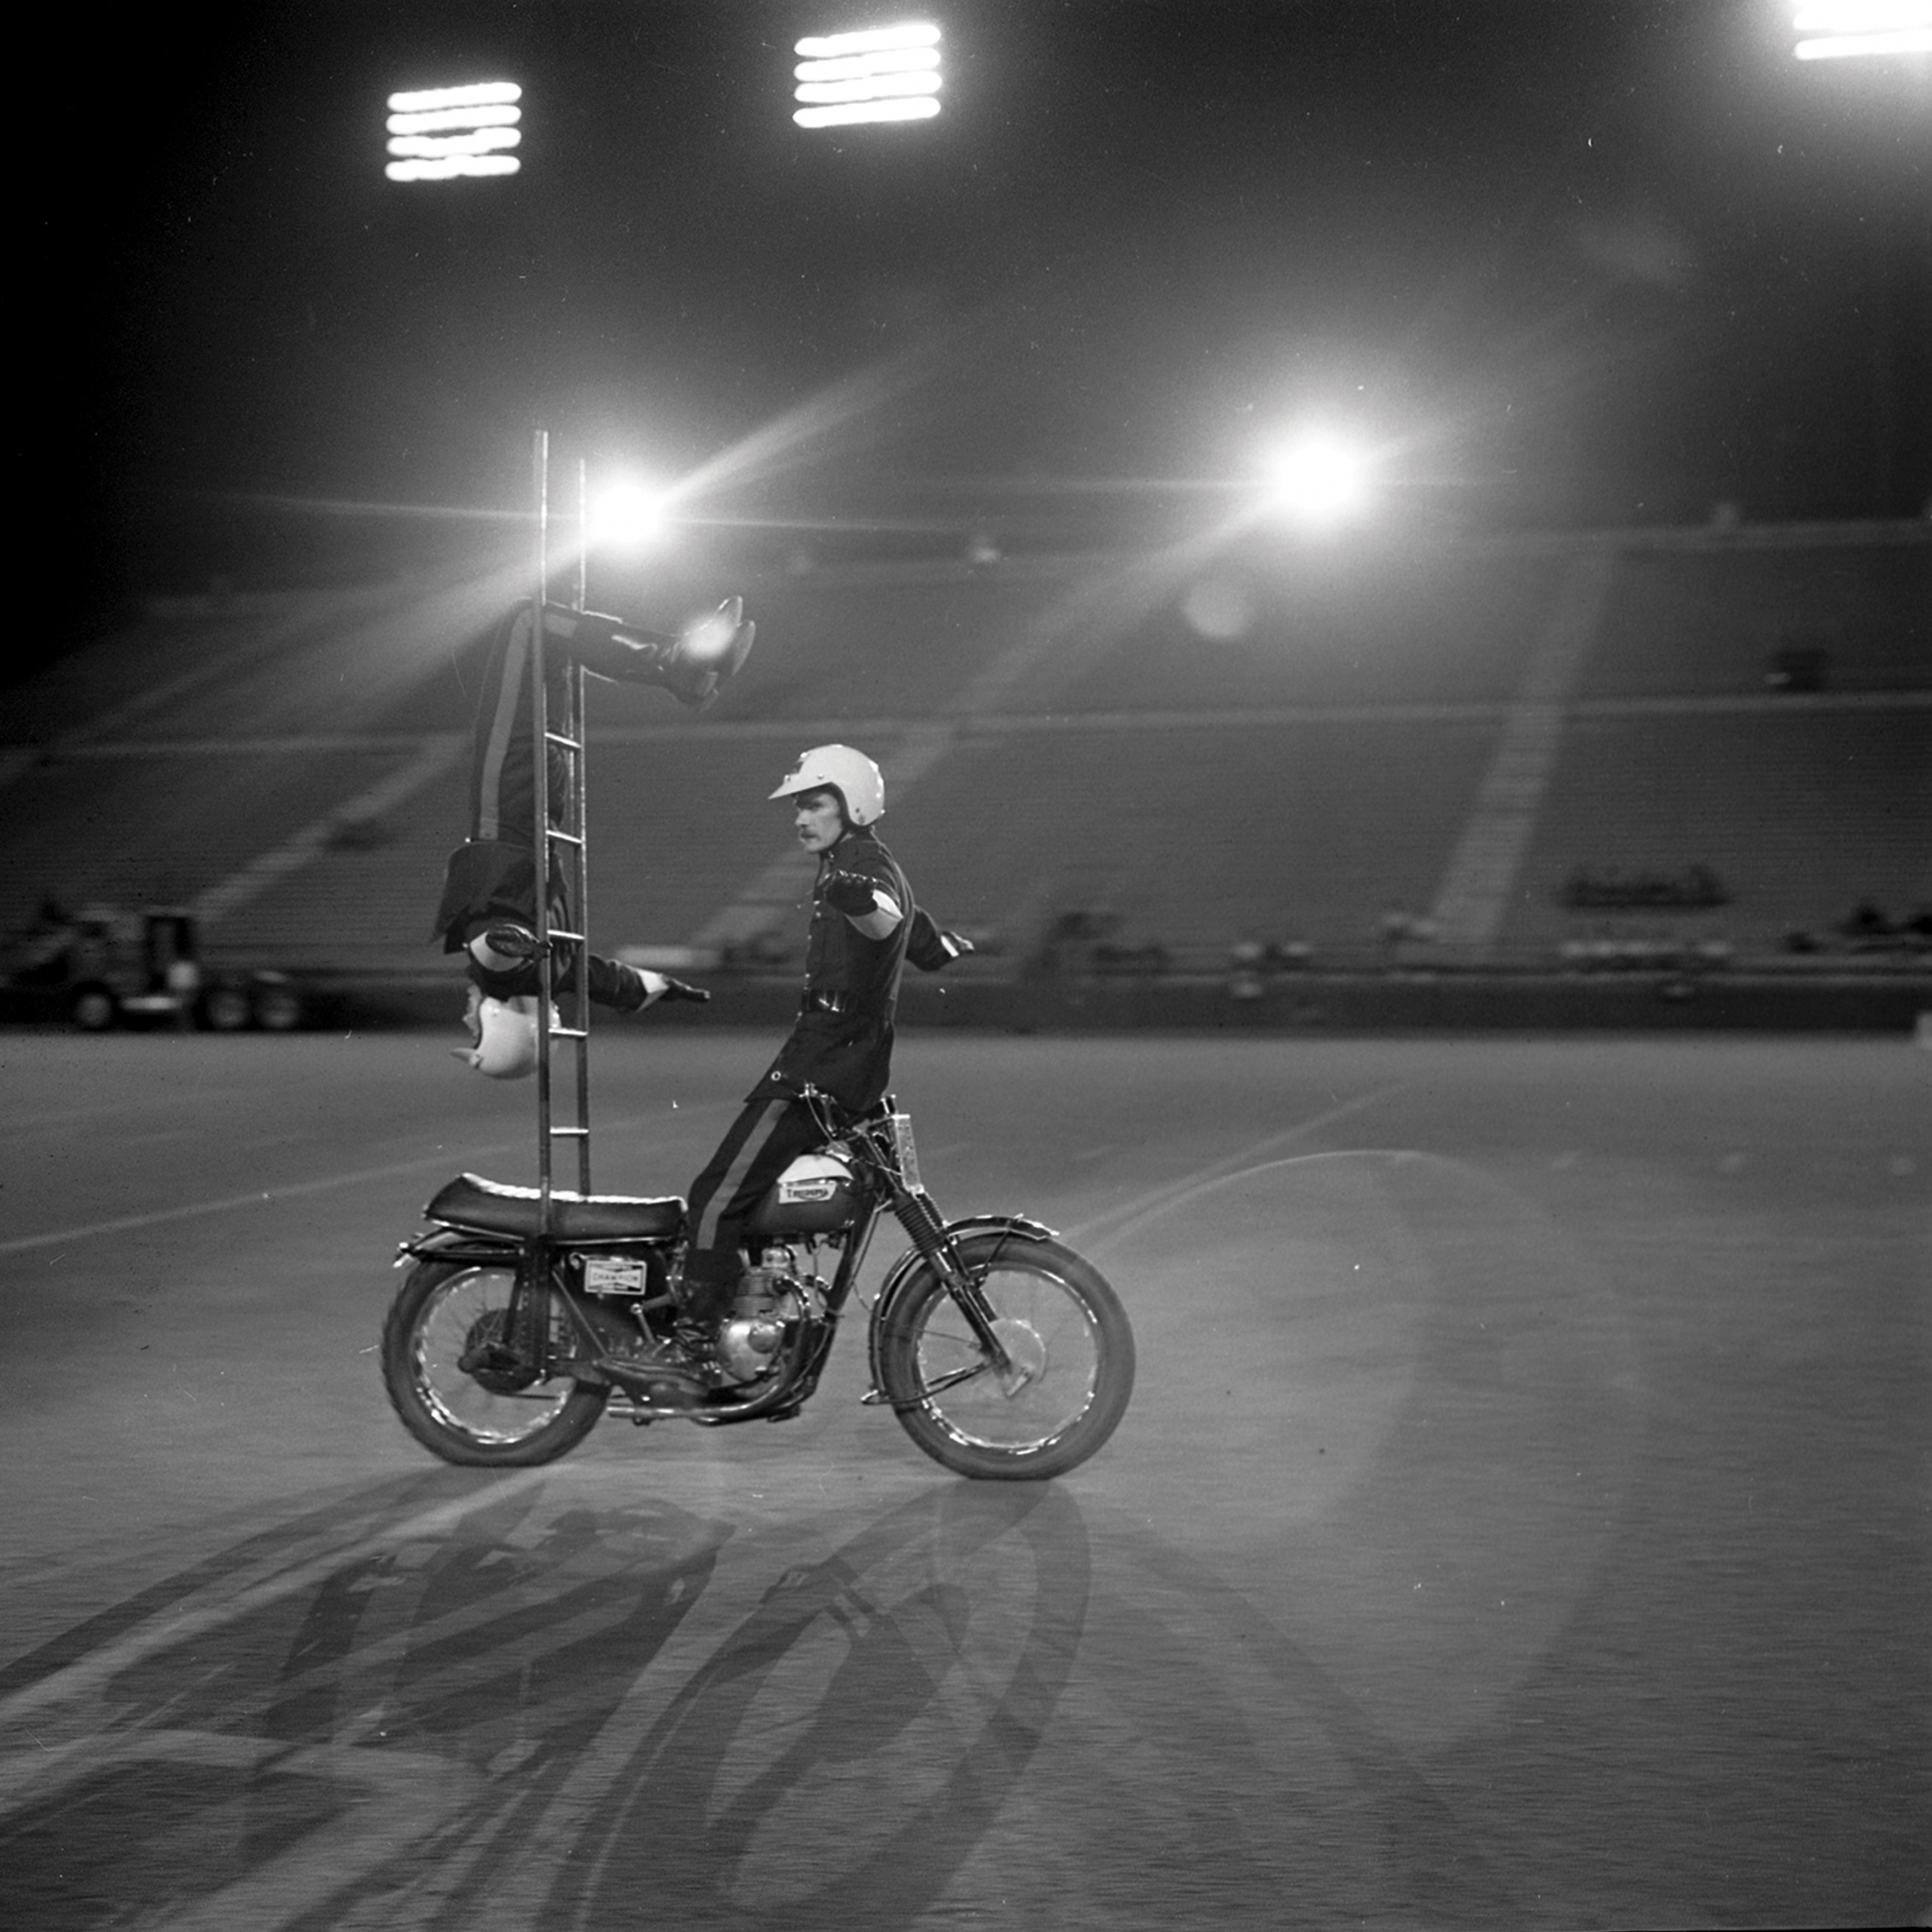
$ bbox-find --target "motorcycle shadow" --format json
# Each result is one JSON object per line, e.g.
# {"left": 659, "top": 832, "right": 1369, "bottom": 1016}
{"left": 0, "top": 1472, "right": 1091, "bottom": 1931}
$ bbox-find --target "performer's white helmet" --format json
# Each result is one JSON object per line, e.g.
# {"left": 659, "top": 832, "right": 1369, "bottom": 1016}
{"left": 457, "top": 994, "right": 539, "bottom": 1079}
{"left": 769, "top": 745, "right": 884, "bottom": 826}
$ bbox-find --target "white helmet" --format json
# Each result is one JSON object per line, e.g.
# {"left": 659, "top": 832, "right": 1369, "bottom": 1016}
{"left": 454, "top": 992, "right": 538, "bottom": 1079}
{"left": 769, "top": 744, "right": 884, "bottom": 826}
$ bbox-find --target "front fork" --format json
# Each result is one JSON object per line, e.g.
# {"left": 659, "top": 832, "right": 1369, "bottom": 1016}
{"left": 888, "top": 1186, "right": 1012, "bottom": 1370}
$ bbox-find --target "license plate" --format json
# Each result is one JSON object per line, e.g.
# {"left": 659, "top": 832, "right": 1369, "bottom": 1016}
{"left": 888, "top": 1113, "right": 921, "bottom": 1191}
{"left": 582, "top": 1256, "right": 649, "bottom": 1294}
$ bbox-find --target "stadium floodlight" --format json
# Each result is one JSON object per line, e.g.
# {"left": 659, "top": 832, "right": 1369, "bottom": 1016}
{"left": 385, "top": 82, "right": 522, "bottom": 180}
{"left": 1790, "top": 1, "right": 1932, "bottom": 59}
{"left": 1259, "top": 431, "right": 1374, "bottom": 529}
{"left": 794, "top": 22, "right": 943, "bottom": 128}
{"left": 586, "top": 478, "right": 674, "bottom": 552}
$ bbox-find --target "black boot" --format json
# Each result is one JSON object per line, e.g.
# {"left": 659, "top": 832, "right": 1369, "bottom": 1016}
{"left": 475, "top": 922, "right": 544, "bottom": 964}
{"left": 589, "top": 599, "right": 755, "bottom": 710}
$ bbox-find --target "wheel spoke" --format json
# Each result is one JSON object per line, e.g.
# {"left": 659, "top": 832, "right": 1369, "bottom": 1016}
{"left": 911, "top": 1261, "right": 1101, "bottom": 1452}
{"left": 412, "top": 1269, "right": 578, "bottom": 1447}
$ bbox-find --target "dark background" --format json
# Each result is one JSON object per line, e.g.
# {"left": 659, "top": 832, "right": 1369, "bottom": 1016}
{"left": 36, "top": 1, "right": 1932, "bottom": 627}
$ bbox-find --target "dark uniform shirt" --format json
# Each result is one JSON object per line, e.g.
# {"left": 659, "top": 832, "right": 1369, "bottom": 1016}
{"left": 755, "top": 827, "right": 952, "bottom": 1113}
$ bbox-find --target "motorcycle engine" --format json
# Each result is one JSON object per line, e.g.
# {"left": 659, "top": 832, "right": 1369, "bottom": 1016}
{"left": 715, "top": 1244, "right": 821, "bottom": 1384}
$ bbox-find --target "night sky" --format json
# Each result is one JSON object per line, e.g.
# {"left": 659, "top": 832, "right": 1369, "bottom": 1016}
{"left": 46, "top": 2, "right": 1932, "bottom": 602}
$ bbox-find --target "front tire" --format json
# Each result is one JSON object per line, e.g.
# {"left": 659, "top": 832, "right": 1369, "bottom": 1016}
{"left": 382, "top": 1260, "right": 608, "bottom": 1466}
{"left": 874, "top": 1233, "right": 1134, "bottom": 1480}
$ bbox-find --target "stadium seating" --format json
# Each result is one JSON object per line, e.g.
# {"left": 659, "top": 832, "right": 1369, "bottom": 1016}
{"left": 2, "top": 528, "right": 1925, "bottom": 982}
{"left": 1506, "top": 703, "right": 1932, "bottom": 955}
{"left": 1576, "top": 539, "right": 1930, "bottom": 700}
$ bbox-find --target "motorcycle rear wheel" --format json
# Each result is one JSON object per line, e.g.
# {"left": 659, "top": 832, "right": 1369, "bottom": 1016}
{"left": 383, "top": 1260, "right": 608, "bottom": 1466}
{"left": 875, "top": 1233, "right": 1134, "bottom": 1480}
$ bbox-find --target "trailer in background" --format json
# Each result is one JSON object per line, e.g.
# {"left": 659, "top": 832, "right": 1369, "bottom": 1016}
{"left": 1, "top": 903, "right": 306, "bottom": 1032}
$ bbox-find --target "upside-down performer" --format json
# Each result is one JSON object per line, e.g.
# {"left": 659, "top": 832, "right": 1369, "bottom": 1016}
{"left": 433, "top": 595, "right": 755, "bottom": 1076}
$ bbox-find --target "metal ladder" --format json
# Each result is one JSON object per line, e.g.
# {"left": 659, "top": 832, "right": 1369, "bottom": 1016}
{"left": 529, "top": 431, "right": 593, "bottom": 1227}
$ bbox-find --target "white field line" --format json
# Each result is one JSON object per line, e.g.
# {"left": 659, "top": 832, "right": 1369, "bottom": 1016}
{"left": 1065, "top": 1081, "right": 1409, "bottom": 1249}
{"left": 0, "top": 1112, "right": 688, "bottom": 1256}
{"left": 5, "top": 1083, "right": 1405, "bottom": 1258}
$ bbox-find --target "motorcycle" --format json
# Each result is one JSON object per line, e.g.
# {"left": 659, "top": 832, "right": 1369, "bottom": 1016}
{"left": 383, "top": 1090, "right": 1135, "bottom": 1480}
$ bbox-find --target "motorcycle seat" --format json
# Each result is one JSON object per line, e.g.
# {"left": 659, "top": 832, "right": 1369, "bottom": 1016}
{"left": 426, "top": 1172, "right": 687, "bottom": 1242}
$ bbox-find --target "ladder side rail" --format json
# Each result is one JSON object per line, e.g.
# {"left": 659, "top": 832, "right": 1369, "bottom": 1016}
{"left": 567, "top": 454, "right": 592, "bottom": 1196}
{"left": 530, "top": 430, "right": 557, "bottom": 1234}
{"left": 566, "top": 657, "right": 592, "bottom": 1194}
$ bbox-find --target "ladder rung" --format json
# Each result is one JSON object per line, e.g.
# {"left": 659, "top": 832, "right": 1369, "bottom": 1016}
{"left": 543, "top": 927, "right": 585, "bottom": 944}
{"left": 545, "top": 731, "right": 583, "bottom": 750}
{"left": 549, "top": 1124, "right": 590, "bottom": 1140}
{"left": 545, "top": 829, "right": 584, "bottom": 848}
{"left": 551, "top": 1025, "right": 589, "bottom": 1039}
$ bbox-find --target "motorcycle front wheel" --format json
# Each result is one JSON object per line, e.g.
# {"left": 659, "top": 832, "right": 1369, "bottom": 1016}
{"left": 383, "top": 1260, "right": 608, "bottom": 1466}
{"left": 874, "top": 1233, "right": 1134, "bottom": 1481}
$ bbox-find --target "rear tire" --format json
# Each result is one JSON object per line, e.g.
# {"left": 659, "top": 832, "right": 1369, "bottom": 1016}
{"left": 383, "top": 1259, "right": 608, "bottom": 1466}
{"left": 874, "top": 1233, "right": 1134, "bottom": 1480}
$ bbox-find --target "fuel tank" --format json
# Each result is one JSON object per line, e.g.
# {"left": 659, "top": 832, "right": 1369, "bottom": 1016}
{"left": 746, "top": 1149, "right": 859, "bottom": 1236}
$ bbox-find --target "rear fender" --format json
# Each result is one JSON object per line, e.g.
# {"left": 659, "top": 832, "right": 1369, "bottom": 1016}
{"left": 394, "top": 1226, "right": 523, "bottom": 1270}
{"left": 865, "top": 1214, "right": 1056, "bottom": 1386}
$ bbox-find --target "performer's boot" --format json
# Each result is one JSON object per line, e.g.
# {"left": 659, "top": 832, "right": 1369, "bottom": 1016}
{"left": 471, "top": 922, "right": 545, "bottom": 968}
{"left": 571, "top": 598, "right": 755, "bottom": 710}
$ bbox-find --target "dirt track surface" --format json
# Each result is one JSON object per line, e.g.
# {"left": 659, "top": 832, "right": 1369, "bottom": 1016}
{"left": 2, "top": 1029, "right": 1926, "bottom": 1929}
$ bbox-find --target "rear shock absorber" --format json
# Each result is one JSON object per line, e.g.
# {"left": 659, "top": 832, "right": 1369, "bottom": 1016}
{"left": 506, "top": 1245, "right": 557, "bottom": 1376}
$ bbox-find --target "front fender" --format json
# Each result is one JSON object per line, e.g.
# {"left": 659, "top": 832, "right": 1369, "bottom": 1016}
{"left": 866, "top": 1214, "right": 1056, "bottom": 1386}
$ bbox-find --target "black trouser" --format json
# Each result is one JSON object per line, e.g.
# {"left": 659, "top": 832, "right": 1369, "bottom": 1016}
{"left": 681, "top": 1097, "right": 824, "bottom": 1313}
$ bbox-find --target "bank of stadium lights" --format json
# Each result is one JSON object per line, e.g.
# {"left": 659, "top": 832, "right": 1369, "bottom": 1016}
{"left": 1789, "top": 1, "right": 1932, "bottom": 60}
{"left": 793, "top": 22, "right": 943, "bottom": 129}
{"left": 385, "top": 82, "right": 522, "bottom": 182}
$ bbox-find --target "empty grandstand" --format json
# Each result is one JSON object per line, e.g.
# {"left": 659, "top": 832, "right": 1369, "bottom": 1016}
{"left": 2, "top": 521, "right": 1926, "bottom": 1018}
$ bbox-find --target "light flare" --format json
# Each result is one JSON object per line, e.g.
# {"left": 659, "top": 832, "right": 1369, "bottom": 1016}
{"left": 386, "top": 156, "right": 519, "bottom": 181}
{"left": 795, "top": 22, "right": 940, "bottom": 57}
{"left": 586, "top": 480, "right": 675, "bottom": 552}
{"left": 1259, "top": 432, "right": 1375, "bottom": 529}
{"left": 386, "top": 82, "right": 521, "bottom": 112}
{"left": 795, "top": 98, "right": 942, "bottom": 127}
{"left": 1790, "top": 0, "right": 1932, "bottom": 56}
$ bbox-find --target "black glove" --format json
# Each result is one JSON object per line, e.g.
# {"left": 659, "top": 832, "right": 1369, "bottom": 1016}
{"left": 614, "top": 965, "right": 710, "bottom": 1013}
{"left": 823, "top": 872, "right": 877, "bottom": 915}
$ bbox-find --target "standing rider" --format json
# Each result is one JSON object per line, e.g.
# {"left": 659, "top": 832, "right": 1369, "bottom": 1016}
{"left": 670, "top": 745, "right": 971, "bottom": 1373}
{"left": 435, "top": 596, "right": 755, "bottom": 1075}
